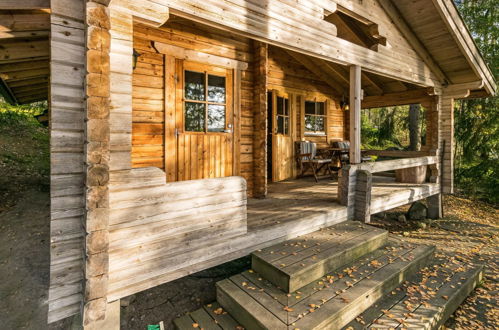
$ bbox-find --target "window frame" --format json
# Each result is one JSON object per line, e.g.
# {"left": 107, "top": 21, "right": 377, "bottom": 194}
{"left": 275, "top": 94, "right": 290, "bottom": 136}
{"left": 304, "top": 99, "right": 327, "bottom": 136}
{"left": 182, "top": 62, "right": 232, "bottom": 134}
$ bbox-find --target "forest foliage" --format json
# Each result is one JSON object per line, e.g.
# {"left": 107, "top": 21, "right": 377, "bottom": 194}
{"left": 362, "top": 0, "right": 498, "bottom": 204}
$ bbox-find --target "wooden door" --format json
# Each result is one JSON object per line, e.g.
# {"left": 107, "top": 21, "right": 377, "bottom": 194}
{"left": 175, "top": 61, "right": 234, "bottom": 181}
{"left": 269, "top": 90, "right": 294, "bottom": 182}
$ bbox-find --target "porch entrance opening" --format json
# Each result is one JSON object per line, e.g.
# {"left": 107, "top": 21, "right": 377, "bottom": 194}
{"left": 267, "top": 90, "right": 294, "bottom": 182}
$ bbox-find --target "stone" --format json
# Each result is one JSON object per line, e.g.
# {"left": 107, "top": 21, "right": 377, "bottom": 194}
{"left": 120, "top": 295, "right": 136, "bottom": 307}
{"left": 407, "top": 201, "right": 427, "bottom": 220}
{"left": 417, "top": 222, "right": 427, "bottom": 229}
{"left": 397, "top": 214, "right": 407, "bottom": 223}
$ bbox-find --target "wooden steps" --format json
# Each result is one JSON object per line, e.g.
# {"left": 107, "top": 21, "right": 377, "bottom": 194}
{"left": 342, "top": 262, "right": 484, "bottom": 330}
{"left": 216, "top": 239, "right": 434, "bottom": 330}
{"left": 174, "top": 222, "right": 481, "bottom": 330}
{"left": 173, "top": 302, "right": 243, "bottom": 330}
{"left": 252, "top": 222, "right": 388, "bottom": 292}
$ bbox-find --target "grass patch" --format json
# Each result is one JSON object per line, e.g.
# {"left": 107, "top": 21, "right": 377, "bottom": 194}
{"left": 0, "top": 101, "right": 49, "bottom": 212}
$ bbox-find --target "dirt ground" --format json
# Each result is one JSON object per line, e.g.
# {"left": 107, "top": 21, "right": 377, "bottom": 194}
{"left": 0, "top": 186, "right": 497, "bottom": 330}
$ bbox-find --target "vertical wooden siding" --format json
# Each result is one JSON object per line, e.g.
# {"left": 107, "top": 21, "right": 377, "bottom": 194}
{"left": 131, "top": 21, "right": 255, "bottom": 193}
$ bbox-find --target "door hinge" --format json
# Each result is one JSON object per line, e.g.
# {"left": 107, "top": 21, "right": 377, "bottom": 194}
{"left": 175, "top": 128, "right": 179, "bottom": 137}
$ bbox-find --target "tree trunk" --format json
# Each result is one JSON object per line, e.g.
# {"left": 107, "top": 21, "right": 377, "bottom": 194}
{"left": 409, "top": 104, "right": 421, "bottom": 151}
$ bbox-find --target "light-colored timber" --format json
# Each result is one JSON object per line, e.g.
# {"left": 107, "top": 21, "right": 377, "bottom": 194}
{"left": 1, "top": 0, "right": 494, "bottom": 327}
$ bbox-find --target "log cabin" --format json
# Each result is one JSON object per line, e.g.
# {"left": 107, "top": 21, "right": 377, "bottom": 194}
{"left": 0, "top": 0, "right": 496, "bottom": 328}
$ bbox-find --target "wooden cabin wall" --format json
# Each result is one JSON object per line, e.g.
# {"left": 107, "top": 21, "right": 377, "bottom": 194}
{"left": 132, "top": 34, "right": 165, "bottom": 169}
{"left": 267, "top": 46, "right": 345, "bottom": 147}
{"left": 131, "top": 21, "right": 255, "bottom": 194}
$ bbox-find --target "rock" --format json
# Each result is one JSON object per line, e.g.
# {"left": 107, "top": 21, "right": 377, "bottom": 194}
{"left": 407, "top": 202, "right": 427, "bottom": 220}
{"left": 418, "top": 222, "right": 427, "bottom": 229}
{"left": 120, "top": 294, "right": 136, "bottom": 307}
{"left": 397, "top": 215, "right": 407, "bottom": 223}
{"left": 403, "top": 231, "right": 410, "bottom": 237}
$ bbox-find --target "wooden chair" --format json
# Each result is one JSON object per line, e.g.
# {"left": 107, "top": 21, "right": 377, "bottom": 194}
{"left": 331, "top": 140, "right": 372, "bottom": 166}
{"left": 296, "top": 141, "right": 333, "bottom": 182}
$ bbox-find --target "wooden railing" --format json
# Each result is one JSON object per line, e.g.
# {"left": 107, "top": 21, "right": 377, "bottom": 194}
{"left": 338, "top": 156, "right": 439, "bottom": 223}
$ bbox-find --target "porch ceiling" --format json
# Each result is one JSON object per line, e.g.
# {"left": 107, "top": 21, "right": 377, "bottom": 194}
{"left": 0, "top": 8, "right": 50, "bottom": 104}
{"left": 391, "top": 0, "right": 496, "bottom": 96}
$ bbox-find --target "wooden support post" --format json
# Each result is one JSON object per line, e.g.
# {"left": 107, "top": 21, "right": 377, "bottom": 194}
{"left": 338, "top": 164, "right": 357, "bottom": 220}
{"left": 253, "top": 41, "right": 268, "bottom": 198}
{"left": 440, "top": 94, "right": 454, "bottom": 193}
{"left": 84, "top": 1, "right": 111, "bottom": 326}
{"left": 355, "top": 170, "right": 372, "bottom": 223}
{"left": 427, "top": 194, "right": 442, "bottom": 219}
{"left": 349, "top": 65, "right": 361, "bottom": 164}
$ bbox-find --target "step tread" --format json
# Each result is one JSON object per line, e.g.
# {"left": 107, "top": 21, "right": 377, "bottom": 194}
{"left": 252, "top": 222, "right": 388, "bottom": 292}
{"left": 343, "top": 260, "right": 484, "bottom": 329}
{"left": 174, "top": 302, "right": 243, "bottom": 330}
{"left": 219, "top": 238, "right": 434, "bottom": 330}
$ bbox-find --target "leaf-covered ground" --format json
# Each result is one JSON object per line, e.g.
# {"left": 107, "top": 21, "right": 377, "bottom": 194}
{"left": 369, "top": 196, "right": 498, "bottom": 329}
{"left": 120, "top": 195, "right": 498, "bottom": 330}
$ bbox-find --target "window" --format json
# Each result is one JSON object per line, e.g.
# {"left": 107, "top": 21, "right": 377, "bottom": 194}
{"left": 276, "top": 96, "right": 290, "bottom": 135}
{"left": 184, "top": 70, "right": 226, "bottom": 132}
{"left": 305, "top": 101, "right": 326, "bottom": 134}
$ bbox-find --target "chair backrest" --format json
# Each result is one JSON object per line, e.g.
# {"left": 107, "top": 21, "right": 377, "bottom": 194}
{"left": 298, "top": 141, "right": 317, "bottom": 160}
{"left": 332, "top": 140, "right": 350, "bottom": 150}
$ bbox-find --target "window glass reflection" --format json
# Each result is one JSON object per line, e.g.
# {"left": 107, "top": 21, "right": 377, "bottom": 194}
{"left": 208, "top": 104, "right": 225, "bottom": 132}
{"left": 185, "top": 71, "right": 205, "bottom": 101}
{"left": 185, "top": 102, "right": 205, "bottom": 132}
{"left": 208, "top": 75, "right": 226, "bottom": 103}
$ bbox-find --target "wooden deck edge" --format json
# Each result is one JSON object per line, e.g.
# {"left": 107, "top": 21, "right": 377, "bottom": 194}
{"left": 107, "top": 212, "right": 348, "bottom": 300}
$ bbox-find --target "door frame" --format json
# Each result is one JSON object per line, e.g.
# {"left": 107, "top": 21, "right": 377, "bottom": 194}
{"left": 164, "top": 57, "right": 240, "bottom": 181}
{"left": 267, "top": 89, "right": 296, "bottom": 182}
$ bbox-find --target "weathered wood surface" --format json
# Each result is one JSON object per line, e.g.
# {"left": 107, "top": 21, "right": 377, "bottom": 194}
{"left": 48, "top": 0, "right": 85, "bottom": 324}
{"left": 252, "top": 222, "right": 387, "bottom": 292}
{"left": 345, "top": 262, "right": 483, "bottom": 329}
{"left": 107, "top": 175, "right": 248, "bottom": 299}
{"left": 355, "top": 170, "right": 372, "bottom": 222}
{"left": 167, "top": 0, "right": 441, "bottom": 87}
{"left": 349, "top": 65, "right": 361, "bottom": 164}
{"left": 355, "top": 156, "right": 437, "bottom": 173}
{"left": 217, "top": 238, "right": 434, "bottom": 330}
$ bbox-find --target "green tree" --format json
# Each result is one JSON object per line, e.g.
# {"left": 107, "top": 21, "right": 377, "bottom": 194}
{"left": 454, "top": 0, "right": 498, "bottom": 203}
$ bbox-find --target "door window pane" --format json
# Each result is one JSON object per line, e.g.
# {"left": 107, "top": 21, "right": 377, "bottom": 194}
{"left": 208, "top": 75, "right": 226, "bottom": 103}
{"left": 185, "top": 71, "right": 205, "bottom": 101}
{"left": 277, "top": 96, "right": 284, "bottom": 115}
{"left": 208, "top": 104, "right": 225, "bottom": 132}
{"left": 277, "top": 116, "right": 284, "bottom": 134}
{"left": 185, "top": 102, "right": 205, "bottom": 132}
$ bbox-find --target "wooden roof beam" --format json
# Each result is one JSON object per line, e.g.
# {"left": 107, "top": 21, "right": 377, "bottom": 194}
{"left": 362, "top": 88, "right": 436, "bottom": 108}
{"left": 109, "top": 0, "right": 170, "bottom": 27}
{"left": 286, "top": 50, "right": 346, "bottom": 95}
{"left": 378, "top": 0, "right": 449, "bottom": 84}
{"left": 361, "top": 72, "right": 383, "bottom": 96}
{"left": 430, "top": 0, "right": 496, "bottom": 95}
{"left": 0, "top": 30, "right": 49, "bottom": 39}
{"left": 0, "top": 0, "right": 49, "bottom": 10}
